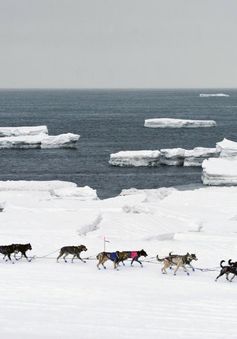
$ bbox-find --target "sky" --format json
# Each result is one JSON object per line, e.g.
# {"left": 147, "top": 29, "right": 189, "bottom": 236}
{"left": 0, "top": 0, "right": 237, "bottom": 88}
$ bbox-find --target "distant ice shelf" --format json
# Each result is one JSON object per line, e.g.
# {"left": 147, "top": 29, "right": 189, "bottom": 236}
{"left": 144, "top": 118, "right": 216, "bottom": 128}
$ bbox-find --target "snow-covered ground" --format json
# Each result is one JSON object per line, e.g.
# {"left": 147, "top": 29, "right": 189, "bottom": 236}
{"left": 144, "top": 118, "right": 216, "bottom": 128}
{"left": 0, "top": 181, "right": 237, "bottom": 338}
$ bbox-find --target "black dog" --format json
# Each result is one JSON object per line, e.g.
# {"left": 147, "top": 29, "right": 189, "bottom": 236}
{"left": 215, "top": 260, "right": 237, "bottom": 282}
{"left": 57, "top": 245, "right": 87, "bottom": 263}
{"left": 228, "top": 259, "right": 237, "bottom": 268}
{"left": 13, "top": 243, "right": 32, "bottom": 262}
{"left": 0, "top": 244, "right": 16, "bottom": 261}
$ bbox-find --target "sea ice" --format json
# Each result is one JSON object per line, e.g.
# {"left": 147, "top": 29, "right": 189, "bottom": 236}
{"left": 184, "top": 147, "right": 220, "bottom": 166}
{"left": 216, "top": 138, "right": 237, "bottom": 157}
{"left": 202, "top": 157, "right": 237, "bottom": 185}
{"left": 109, "top": 150, "right": 161, "bottom": 167}
{"left": 0, "top": 133, "right": 79, "bottom": 149}
{"left": 51, "top": 186, "right": 98, "bottom": 200}
{"left": 0, "top": 125, "right": 48, "bottom": 137}
{"left": 160, "top": 148, "right": 185, "bottom": 165}
{"left": 144, "top": 118, "right": 216, "bottom": 128}
{"left": 199, "top": 93, "right": 230, "bottom": 97}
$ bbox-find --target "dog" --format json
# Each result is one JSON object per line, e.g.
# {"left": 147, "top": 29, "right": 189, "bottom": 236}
{"left": 0, "top": 244, "right": 16, "bottom": 261}
{"left": 12, "top": 243, "right": 32, "bottom": 262}
{"left": 157, "top": 252, "right": 198, "bottom": 275}
{"left": 57, "top": 245, "right": 87, "bottom": 263}
{"left": 228, "top": 259, "right": 237, "bottom": 268}
{"left": 117, "top": 250, "right": 148, "bottom": 267}
{"left": 215, "top": 260, "right": 237, "bottom": 282}
{"left": 96, "top": 251, "right": 120, "bottom": 270}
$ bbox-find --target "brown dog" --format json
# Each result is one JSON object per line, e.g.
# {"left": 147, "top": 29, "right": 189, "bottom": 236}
{"left": 57, "top": 245, "right": 87, "bottom": 263}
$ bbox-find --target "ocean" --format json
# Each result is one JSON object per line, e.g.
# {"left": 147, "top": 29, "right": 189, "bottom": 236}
{"left": 0, "top": 89, "right": 236, "bottom": 199}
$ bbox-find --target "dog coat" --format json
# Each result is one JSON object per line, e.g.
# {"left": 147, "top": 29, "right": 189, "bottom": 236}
{"left": 131, "top": 251, "right": 138, "bottom": 259}
{"left": 108, "top": 252, "right": 118, "bottom": 262}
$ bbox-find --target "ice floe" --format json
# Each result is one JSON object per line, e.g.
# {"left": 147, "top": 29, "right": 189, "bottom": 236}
{"left": 184, "top": 147, "right": 220, "bottom": 166}
{"left": 110, "top": 147, "right": 218, "bottom": 167}
{"left": 109, "top": 150, "right": 161, "bottom": 167}
{"left": 144, "top": 118, "right": 216, "bottom": 128}
{"left": 202, "top": 157, "right": 237, "bottom": 185}
{"left": 199, "top": 93, "right": 230, "bottom": 97}
{"left": 216, "top": 138, "right": 237, "bottom": 157}
{"left": 0, "top": 133, "right": 79, "bottom": 149}
{"left": 0, "top": 125, "right": 48, "bottom": 137}
{"left": 0, "top": 125, "right": 79, "bottom": 149}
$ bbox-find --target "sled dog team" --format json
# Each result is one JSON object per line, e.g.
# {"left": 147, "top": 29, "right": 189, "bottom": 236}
{"left": 0, "top": 243, "right": 236, "bottom": 282}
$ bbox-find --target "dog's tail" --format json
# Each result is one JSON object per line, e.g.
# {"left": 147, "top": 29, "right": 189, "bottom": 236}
{"left": 220, "top": 260, "right": 226, "bottom": 268}
{"left": 156, "top": 255, "right": 165, "bottom": 262}
{"left": 228, "top": 259, "right": 234, "bottom": 266}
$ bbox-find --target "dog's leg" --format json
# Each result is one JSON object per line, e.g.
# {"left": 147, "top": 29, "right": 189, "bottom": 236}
{"left": 71, "top": 255, "right": 76, "bottom": 263}
{"left": 77, "top": 254, "right": 86, "bottom": 263}
{"left": 230, "top": 274, "right": 235, "bottom": 282}
{"left": 63, "top": 253, "right": 68, "bottom": 263}
{"left": 188, "top": 263, "right": 195, "bottom": 272}
{"left": 56, "top": 251, "right": 63, "bottom": 262}
{"left": 215, "top": 270, "right": 225, "bottom": 281}
{"left": 174, "top": 263, "right": 181, "bottom": 275}
{"left": 182, "top": 264, "right": 190, "bottom": 276}
{"left": 22, "top": 252, "right": 31, "bottom": 262}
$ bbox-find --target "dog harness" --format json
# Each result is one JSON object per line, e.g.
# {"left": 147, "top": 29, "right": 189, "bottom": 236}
{"left": 108, "top": 252, "right": 118, "bottom": 262}
{"left": 131, "top": 251, "right": 138, "bottom": 259}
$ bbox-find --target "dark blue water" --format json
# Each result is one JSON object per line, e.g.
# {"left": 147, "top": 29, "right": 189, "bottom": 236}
{"left": 0, "top": 89, "right": 236, "bottom": 198}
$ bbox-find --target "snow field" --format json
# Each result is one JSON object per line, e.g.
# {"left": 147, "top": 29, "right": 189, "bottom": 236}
{"left": 0, "top": 184, "right": 237, "bottom": 338}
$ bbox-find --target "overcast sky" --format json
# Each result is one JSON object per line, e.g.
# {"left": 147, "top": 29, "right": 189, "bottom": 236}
{"left": 0, "top": 0, "right": 236, "bottom": 88}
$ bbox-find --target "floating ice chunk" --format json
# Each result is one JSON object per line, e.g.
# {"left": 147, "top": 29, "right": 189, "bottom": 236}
{"left": 144, "top": 118, "right": 216, "bottom": 128}
{"left": 160, "top": 148, "right": 185, "bottom": 165}
{"left": 0, "top": 180, "right": 76, "bottom": 191}
{"left": 0, "top": 126, "right": 48, "bottom": 137}
{"left": 41, "top": 133, "right": 79, "bottom": 148}
{"left": 109, "top": 150, "right": 160, "bottom": 167}
{"left": 51, "top": 186, "right": 98, "bottom": 200}
{"left": 216, "top": 138, "right": 237, "bottom": 157}
{"left": 202, "top": 158, "right": 237, "bottom": 185}
{"left": 184, "top": 147, "right": 220, "bottom": 166}
{"left": 199, "top": 93, "right": 230, "bottom": 97}
{"left": 0, "top": 133, "right": 79, "bottom": 149}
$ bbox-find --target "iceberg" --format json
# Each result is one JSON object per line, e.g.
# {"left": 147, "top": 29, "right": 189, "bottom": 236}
{"left": 216, "top": 138, "right": 237, "bottom": 157}
{"left": 202, "top": 158, "right": 237, "bottom": 185}
{"left": 184, "top": 147, "right": 220, "bottom": 166}
{"left": 144, "top": 118, "right": 216, "bottom": 128}
{"left": 199, "top": 93, "right": 230, "bottom": 97}
{"left": 109, "top": 150, "right": 161, "bottom": 167}
{"left": 0, "top": 133, "right": 79, "bottom": 149}
{"left": 0, "top": 125, "right": 48, "bottom": 137}
{"left": 160, "top": 148, "right": 185, "bottom": 165}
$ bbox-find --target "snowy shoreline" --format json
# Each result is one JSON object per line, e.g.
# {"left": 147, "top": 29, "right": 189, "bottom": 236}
{"left": 0, "top": 180, "right": 237, "bottom": 338}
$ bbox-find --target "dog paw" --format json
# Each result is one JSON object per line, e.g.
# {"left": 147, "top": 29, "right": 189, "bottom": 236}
{"left": 83, "top": 261, "right": 86, "bottom": 263}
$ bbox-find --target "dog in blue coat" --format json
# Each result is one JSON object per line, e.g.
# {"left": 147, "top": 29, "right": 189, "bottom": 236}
{"left": 96, "top": 251, "right": 120, "bottom": 270}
